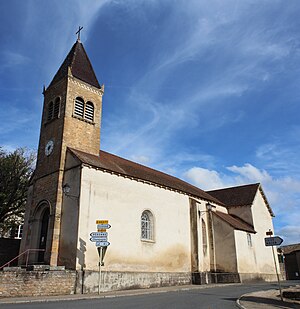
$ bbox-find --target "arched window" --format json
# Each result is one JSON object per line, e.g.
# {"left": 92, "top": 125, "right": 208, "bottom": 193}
{"left": 202, "top": 219, "right": 208, "bottom": 256}
{"left": 247, "top": 233, "right": 252, "bottom": 247}
{"left": 141, "top": 210, "right": 154, "bottom": 241}
{"left": 47, "top": 101, "right": 53, "bottom": 121}
{"left": 53, "top": 97, "right": 60, "bottom": 118}
{"left": 74, "top": 97, "right": 84, "bottom": 118}
{"left": 85, "top": 101, "right": 94, "bottom": 122}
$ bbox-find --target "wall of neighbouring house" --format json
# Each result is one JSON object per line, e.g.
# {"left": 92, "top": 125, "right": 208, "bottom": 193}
{"left": 284, "top": 251, "right": 300, "bottom": 280}
{"left": 0, "top": 238, "right": 21, "bottom": 268}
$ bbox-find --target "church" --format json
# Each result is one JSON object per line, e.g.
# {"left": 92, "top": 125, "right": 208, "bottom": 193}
{"left": 19, "top": 37, "right": 279, "bottom": 292}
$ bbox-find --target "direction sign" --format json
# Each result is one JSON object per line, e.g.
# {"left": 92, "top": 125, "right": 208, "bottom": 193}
{"left": 90, "top": 236, "right": 108, "bottom": 242}
{"left": 264, "top": 236, "right": 283, "bottom": 247}
{"left": 97, "top": 224, "right": 111, "bottom": 230}
{"left": 95, "top": 241, "right": 110, "bottom": 247}
{"left": 96, "top": 220, "right": 108, "bottom": 224}
{"left": 90, "top": 232, "right": 107, "bottom": 237}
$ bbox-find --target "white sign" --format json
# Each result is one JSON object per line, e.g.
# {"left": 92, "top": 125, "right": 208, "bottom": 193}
{"left": 265, "top": 236, "right": 283, "bottom": 246}
{"left": 90, "top": 232, "right": 107, "bottom": 237}
{"left": 90, "top": 236, "right": 108, "bottom": 242}
{"left": 95, "top": 241, "right": 110, "bottom": 247}
{"left": 97, "top": 224, "right": 111, "bottom": 230}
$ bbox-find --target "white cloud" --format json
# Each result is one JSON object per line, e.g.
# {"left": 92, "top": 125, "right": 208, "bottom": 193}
{"left": 184, "top": 167, "right": 227, "bottom": 190}
{"left": 227, "top": 163, "right": 272, "bottom": 184}
{"left": 278, "top": 226, "right": 300, "bottom": 245}
{"left": 130, "top": 155, "right": 150, "bottom": 164}
{"left": 1, "top": 51, "right": 30, "bottom": 69}
{"left": 184, "top": 162, "right": 300, "bottom": 244}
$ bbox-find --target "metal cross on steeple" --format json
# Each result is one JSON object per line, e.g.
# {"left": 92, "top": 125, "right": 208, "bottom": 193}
{"left": 76, "top": 26, "right": 83, "bottom": 41}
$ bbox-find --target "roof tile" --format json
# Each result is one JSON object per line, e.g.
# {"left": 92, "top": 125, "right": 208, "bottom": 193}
{"left": 49, "top": 41, "right": 101, "bottom": 89}
{"left": 214, "top": 211, "right": 256, "bottom": 233}
{"left": 207, "top": 184, "right": 260, "bottom": 207}
{"left": 69, "top": 148, "right": 223, "bottom": 205}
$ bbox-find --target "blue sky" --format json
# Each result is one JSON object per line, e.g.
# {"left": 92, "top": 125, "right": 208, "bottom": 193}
{"left": 1, "top": 0, "right": 299, "bottom": 244}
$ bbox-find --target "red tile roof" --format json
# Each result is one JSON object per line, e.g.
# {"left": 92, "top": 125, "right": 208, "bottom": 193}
{"left": 214, "top": 211, "right": 256, "bottom": 233}
{"left": 207, "top": 183, "right": 274, "bottom": 217}
{"left": 49, "top": 40, "right": 101, "bottom": 89}
{"left": 280, "top": 243, "right": 300, "bottom": 254}
{"left": 207, "top": 183, "right": 260, "bottom": 206}
{"left": 69, "top": 148, "right": 224, "bottom": 205}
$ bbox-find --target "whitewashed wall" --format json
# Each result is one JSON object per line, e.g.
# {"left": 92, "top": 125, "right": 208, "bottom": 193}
{"left": 76, "top": 166, "right": 192, "bottom": 273}
{"left": 251, "top": 191, "right": 278, "bottom": 274}
{"left": 234, "top": 190, "right": 278, "bottom": 280}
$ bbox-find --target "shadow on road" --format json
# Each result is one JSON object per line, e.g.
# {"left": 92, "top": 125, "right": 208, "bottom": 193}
{"left": 241, "top": 295, "right": 298, "bottom": 308}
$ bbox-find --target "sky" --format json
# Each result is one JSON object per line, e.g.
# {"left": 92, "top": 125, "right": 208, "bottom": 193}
{"left": 0, "top": 0, "right": 299, "bottom": 245}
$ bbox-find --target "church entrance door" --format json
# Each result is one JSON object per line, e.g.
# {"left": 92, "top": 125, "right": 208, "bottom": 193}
{"left": 38, "top": 208, "right": 50, "bottom": 263}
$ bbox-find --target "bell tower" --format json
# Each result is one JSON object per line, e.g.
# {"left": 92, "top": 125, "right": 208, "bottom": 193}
{"left": 20, "top": 37, "right": 104, "bottom": 266}
{"left": 36, "top": 39, "right": 103, "bottom": 178}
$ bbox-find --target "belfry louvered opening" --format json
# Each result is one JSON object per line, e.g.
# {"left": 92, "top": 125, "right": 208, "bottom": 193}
{"left": 46, "top": 97, "right": 61, "bottom": 123}
{"left": 53, "top": 97, "right": 60, "bottom": 118}
{"left": 47, "top": 102, "right": 54, "bottom": 121}
{"left": 85, "top": 102, "right": 94, "bottom": 122}
{"left": 74, "top": 97, "right": 84, "bottom": 118}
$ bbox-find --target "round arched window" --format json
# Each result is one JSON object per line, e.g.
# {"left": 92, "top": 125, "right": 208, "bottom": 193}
{"left": 141, "top": 210, "right": 154, "bottom": 241}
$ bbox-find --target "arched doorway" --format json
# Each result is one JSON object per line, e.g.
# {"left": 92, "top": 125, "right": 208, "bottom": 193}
{"left": 38, "top": 208, "right": 50, "bottom": 263}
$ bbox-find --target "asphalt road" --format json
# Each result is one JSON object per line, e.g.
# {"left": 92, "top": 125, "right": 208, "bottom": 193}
{"left": 1, "top": 281, "right": 299, "bottom": 309}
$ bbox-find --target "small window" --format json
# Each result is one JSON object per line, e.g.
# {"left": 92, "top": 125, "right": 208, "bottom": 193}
{"left": 202, "top": 219, "right": 208, "bottom": 256}
{"left": 47, "top": 102, "right": 53, "bottom": 121}
{"left": 53, "top": 97, "right": 60, "bottom": 118}
{"left": 74, "top": 97, "right": 84, "bottom": 118}
{"left": 141, "top": 210, "right": 154, "bottom": 241}
{"left": 85, "top": 101, "right": 94, "bottom": 122}
{"left": 247, "top": 233, "right": 252, "bottom": 247}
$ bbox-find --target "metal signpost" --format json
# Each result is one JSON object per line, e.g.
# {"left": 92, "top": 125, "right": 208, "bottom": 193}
{"left": 90, "top": 220, "right": 111, "bottom": 294}
{"left": 264, "top": 230, "right": 283, "bottom": 301}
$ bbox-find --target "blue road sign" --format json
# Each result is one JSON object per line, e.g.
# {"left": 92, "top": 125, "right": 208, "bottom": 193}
{"left": 97, "top": 224, "right": 111, "bottom": 230}
{"left": 90, "top": 237, "right": 108, "bottom": 242}
{"left": 90, "top": 232, "right": 107, "bottom": 237}
{"left": 95, "top": 241, "right": 110, "bottom": 247}
{"left": 264, "top": 236, "right": 283, "bottom": 246}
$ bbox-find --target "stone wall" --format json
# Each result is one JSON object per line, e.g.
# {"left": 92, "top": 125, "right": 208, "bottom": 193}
{"left": 76, "top": 271, "right": 192, "bottom": 294}
{"left": 0, "top": 269, "right": 76, "bottom": 297}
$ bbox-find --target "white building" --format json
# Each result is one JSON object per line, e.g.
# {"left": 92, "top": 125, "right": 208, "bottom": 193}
{"left": 20, "top": 38, "right": 278, "bottom": 292}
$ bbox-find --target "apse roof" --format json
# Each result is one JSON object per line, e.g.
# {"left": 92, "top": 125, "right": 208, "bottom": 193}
{"left": 207, "top": 183, "right": 260, "bottom": 206}
{"left": 207, "top": 183, "right": 274, "bottom": 217}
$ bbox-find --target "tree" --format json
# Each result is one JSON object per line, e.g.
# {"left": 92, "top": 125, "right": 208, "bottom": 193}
{"left": 0, "top": 147, "right": 35, "bottom": 237}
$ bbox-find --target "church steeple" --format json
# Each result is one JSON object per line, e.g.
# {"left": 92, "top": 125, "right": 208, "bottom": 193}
{"left": 20, "top": 38, "right": 104, "bottom": 267}
{"left": 48, "top": 40, "right": 101, "bottom": 89}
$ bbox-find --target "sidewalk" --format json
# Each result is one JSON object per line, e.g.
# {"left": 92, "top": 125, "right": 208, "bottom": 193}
{"left": 237, "top": 287, "right": 300, "bottom": 309}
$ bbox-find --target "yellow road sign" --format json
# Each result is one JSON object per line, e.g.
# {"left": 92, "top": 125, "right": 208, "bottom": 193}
{"left": 96, "top": 220, "right": 108, "bottom": 224}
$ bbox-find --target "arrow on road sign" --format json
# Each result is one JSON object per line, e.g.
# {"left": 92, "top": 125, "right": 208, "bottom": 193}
{"left": 90, "top": 232, "right": 107, "bottom": 237}
{"left": 97, "top": 224, "right": 111, "bottom": 230}
{"left": 90, "top": 237, "right": 108, "bottom": 242}
{"left": 264, "top": 236, "right": 283, "bottom": 247}
{"left": 95, "top": 241, "right": 110, "bottom": 247}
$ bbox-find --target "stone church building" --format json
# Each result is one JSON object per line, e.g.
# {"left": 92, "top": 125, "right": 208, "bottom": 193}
{"left": 19, "top": 38, "right": 278, "bottom": 292}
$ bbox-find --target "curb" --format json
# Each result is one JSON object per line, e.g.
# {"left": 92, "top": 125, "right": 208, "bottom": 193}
{"left": 236, "top": 297, "right": 246, "bottom": 309}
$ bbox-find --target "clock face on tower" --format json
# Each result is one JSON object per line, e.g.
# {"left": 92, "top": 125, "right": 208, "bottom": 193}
{"left": 45, "top": 140, "right": 54, "bottom": 156}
